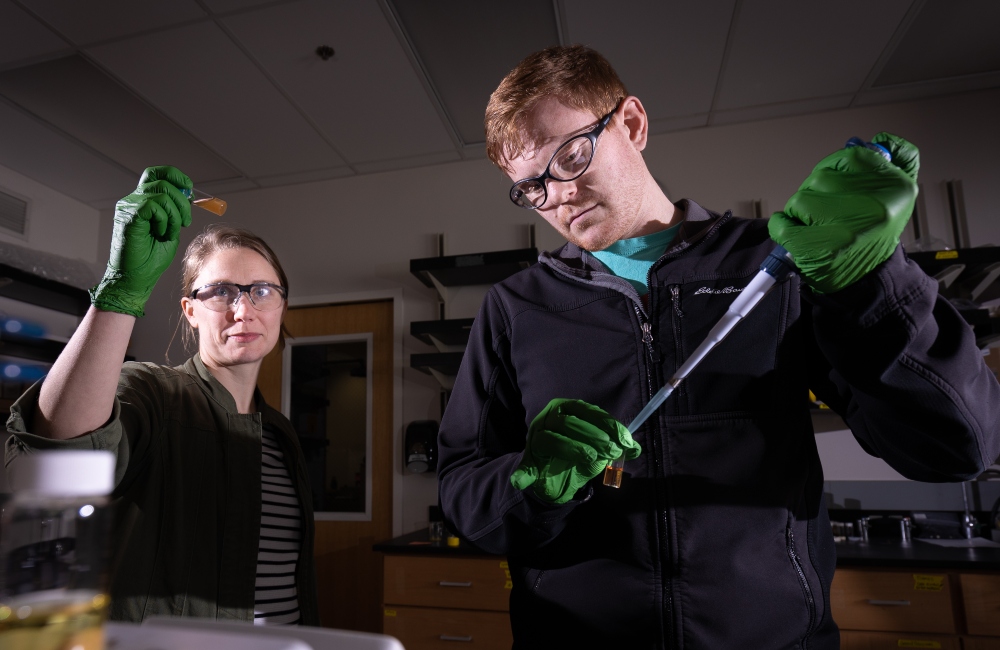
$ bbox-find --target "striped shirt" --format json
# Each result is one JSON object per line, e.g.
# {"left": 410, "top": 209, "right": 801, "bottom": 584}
{"left": 254, "top": 425, "right": 303, "bottom": 625}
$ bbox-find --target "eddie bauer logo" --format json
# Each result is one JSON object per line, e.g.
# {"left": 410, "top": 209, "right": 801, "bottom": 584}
{"left": 693, "top": 286, "right": 742, "bottom": 295}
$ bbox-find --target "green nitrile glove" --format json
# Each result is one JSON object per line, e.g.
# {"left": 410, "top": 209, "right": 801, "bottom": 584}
{"left": 510, "top": 399, "right": 641, "bottom": 505}
{"left": 89, "top": 166, "right": 193, "bottom": 317}
{"left": 768, "top": 132, "right": 920, "bottom": 294}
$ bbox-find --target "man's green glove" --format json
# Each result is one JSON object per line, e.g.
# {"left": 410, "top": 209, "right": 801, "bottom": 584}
{"left": 510, "top": 399, "right": 641, "bottom": 505}
{"left": 768, "top": 132, "right": 920, "bottom": 294}
{"left": 90, "top": 166, "right": 193, "bottom": 317}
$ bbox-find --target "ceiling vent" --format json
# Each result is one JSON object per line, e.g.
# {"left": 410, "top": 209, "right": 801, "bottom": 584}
{"left": 0, "top": 190, "right": 28, "bottom": 236}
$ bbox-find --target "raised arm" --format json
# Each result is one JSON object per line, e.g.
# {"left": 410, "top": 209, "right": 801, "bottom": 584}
{"left": 35, "top": 166, "right": 192, "bottom": 440}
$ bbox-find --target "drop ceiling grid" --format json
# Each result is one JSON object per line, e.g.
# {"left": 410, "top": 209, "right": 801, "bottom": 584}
{"left": 0, "top": 99, "right": 139, "bottom": 205}
{"left": 85, "top": 20, "right": 348, "bottom": 179}
{"left": 221, "top": 0, "right": 457, "bottom": 165}
{"left": 0, "top": 56, "right": 239, "bottom": 182}
{"left": 563, "top": 0, "right": 736, "bottom": 122}
{"left": 21, "top": 0, "right": 208, "bottom": 44}
{"left": 0, "top": 1, "right": 68, "bottom": 66}
{"left": 713, "top": 0, "right": 913, "bottom": 111}
{"left": 390, "top": 0, "right": 560, "bottom": 145}
{"left": 875, "top": 1, "right": 1000, "bottom": 86}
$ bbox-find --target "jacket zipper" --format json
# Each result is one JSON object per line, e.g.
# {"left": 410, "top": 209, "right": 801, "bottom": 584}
{"left": 786, "top": 528, "right": 817, "bottom": 646}
{"left": 635, "top": 301, "right": 676, "bottom": 649}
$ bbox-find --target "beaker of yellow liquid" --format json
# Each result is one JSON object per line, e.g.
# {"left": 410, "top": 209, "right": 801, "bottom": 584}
{"left": 1, "top": 451, "right": 116, "bottom": 650}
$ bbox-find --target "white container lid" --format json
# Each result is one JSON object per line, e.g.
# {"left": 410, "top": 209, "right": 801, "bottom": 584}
{"left": 7, "top": 450, "right": 115, "bottom": 496}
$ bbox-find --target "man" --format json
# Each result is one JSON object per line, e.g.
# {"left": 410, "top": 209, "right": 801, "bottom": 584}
{"left": 437, "top": 45, "right": 1000, "bottom": 649}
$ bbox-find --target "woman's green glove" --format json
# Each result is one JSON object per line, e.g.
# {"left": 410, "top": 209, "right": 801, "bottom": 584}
{"left": 89, "top": 166, "right": 193, "bottom": 317}
{"left": 768, "top": 132, "right": 920, "bottom": 294}
{"left": 510, "top": 399, "right": 641, "bottom": 505}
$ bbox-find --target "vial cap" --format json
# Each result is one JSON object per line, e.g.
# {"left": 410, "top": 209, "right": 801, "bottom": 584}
{"left": 7, "top": 450, "right": 115, "bottom": 496}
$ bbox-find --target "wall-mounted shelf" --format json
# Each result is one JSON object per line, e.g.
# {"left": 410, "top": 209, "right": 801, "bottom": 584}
{"left": 409, "top": 352, "right": 464, "bottom": 390}
{"left": 409, "top": 244, "right": 538, "bottom": 391}
{"left": 908, "top": 246, "right": 1000, "bottom": 348}
{"left": 409, "top": 318, "right": 474, "bottom": 351}
{"left": 0, "top": 263, "right": 90, "bottom": 316}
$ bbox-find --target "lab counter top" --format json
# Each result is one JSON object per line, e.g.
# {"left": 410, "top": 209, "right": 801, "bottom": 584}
{"left": 376, "top": 529, "right": 1000, "bottom": 570}
{"left": 373, "top": 527, "right": 497, "bottom": 556}
{"left": 835, "top": 538, "right": 1000, "bottom": 571}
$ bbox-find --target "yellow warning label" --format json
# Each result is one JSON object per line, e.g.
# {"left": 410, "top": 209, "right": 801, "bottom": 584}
{"left": 934, "top": 250, "right": 959, "bottom": 260}
{"left": 500, "top": 561, "right": 508, "bottom": 568}
{"left": 384, "top": 609, "right": 397, "bottom": 617}
{"left": 913, "top": 574, "right": 944, "bottom": 591}
{"left": 505, "top": 580, "right": 513, "bottom": 589}
{"left": 505, "top": 570, "right": 511, "bottom": 579}
{"left": 897, "top": 640, "right": 941, "bottom": 648}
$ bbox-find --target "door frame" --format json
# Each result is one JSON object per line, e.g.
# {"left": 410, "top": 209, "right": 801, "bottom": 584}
{"left": 288, "top": 288, "right": 405, "bottom": 537}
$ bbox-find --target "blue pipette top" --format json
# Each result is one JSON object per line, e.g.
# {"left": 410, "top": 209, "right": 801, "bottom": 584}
{"left": 592, "top": 223, "right": 681, "bottom": 295}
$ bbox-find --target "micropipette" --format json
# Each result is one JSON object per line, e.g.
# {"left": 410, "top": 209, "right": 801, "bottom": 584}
{"left": 182, "top": 187, "right": 228, "bottom": 216}
{"left": 602, "top": 245, "right": 797, "bottom": 487}
{"left": 602, "top": 137, "right": 891, "bottom": 488}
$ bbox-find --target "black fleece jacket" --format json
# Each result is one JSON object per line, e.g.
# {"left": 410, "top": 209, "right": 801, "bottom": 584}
{"left": 437, "top": 200, "right": 1000, "bottom": 649}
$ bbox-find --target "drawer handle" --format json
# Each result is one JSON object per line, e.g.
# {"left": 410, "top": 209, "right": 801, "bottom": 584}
{"left": 866, "top": 599, "right": 911, "bottom": 606}
{"left": 439, "top": 635, "right": 474, "bottom": 642}
{"left": 439, "top": 581, "right": 473, "bottom": 587}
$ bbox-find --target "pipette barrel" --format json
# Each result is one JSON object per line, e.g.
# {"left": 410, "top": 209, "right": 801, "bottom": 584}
{"left": 602, "top": 138, "right": 889, "bottom": 488}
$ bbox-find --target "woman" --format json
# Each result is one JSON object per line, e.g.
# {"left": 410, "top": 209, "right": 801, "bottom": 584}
{"left": 5, "top": 166, "right": 319, "bottom": 625}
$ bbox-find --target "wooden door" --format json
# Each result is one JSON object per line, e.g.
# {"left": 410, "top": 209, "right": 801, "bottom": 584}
{"left": 258, "top": 300, "right": 394, "bottom": 632}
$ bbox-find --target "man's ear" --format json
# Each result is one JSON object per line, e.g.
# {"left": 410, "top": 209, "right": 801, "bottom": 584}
{"left": 619, "top": 96, "right": 649, "bottom": 152}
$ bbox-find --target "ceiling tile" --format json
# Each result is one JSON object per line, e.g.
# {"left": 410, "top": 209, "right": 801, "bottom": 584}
{"left": 85, "top": 21, "right": 346, "bottom": 178}
{"left": 222, "top": 0, "right": 456, "bottom": 164}
{"left": 22, "top": 0, "right": 207, "bottom": 44}
{"left": 715, "top": 0, "right": 912, "bottom": 110}
{"left": 875, "top": 1, "right": 1000, "bottom": 86}
{"left": 711, "top": 94, "right": 853, "bottom": 126}
{"left": 0, "top": 98, "right": 138, "bottom": 204}
{"left": 0, "top": 55, "right": 241, "bottom": 182}
{"left": 202, "top": 0, "right": 279, "bottom": 13}
{"left": 0, "top": 0, "right": 70, "bottom": 66}
{"left": 353, "top": 150, "right": 462, "bottom": 175}
{"left": 858, "top": 71, "right": 1000, "bottom": 106}
{"left": 565, "top": 0, "right": 736, "bottom": 120}
{"left": 390, "top": 0, "right": 559, "bottom": 145}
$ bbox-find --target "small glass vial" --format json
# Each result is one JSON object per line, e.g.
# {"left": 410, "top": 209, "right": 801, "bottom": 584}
{"left": 1, "top": 450, "right": 115, "bottom": 650}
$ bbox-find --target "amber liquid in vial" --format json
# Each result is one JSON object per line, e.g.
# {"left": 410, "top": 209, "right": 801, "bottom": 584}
{"left": 192, "top": 196, "right": 228, "bottom": 216}
{"left": 603, "top": 465, "right": 623, "bottom": 488}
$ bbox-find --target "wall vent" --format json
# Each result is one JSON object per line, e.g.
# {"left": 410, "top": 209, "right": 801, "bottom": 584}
{"left": 0, "top": 190, "right": 28, "bottom": 236}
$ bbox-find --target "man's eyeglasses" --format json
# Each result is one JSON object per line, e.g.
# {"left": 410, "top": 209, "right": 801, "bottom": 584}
{"left": 190, "top": 282, "right": 287, "bottom": 312}
{"left": 509, "top": 101, "right": 621, "bottom": 210}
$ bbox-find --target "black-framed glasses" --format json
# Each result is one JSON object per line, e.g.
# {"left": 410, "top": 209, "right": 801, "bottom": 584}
{"left": 190, "top": 282, "right": 287, "bottom": 312}
{"left": 509, "top": 101, "right": 622, "bottom": 210}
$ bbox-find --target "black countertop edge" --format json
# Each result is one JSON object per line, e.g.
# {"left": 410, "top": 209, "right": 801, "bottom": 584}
{"left": 374, "top": 529, "right": 1000, "bottom": 570}
{"left": 372, "top": 527, "right": 497, "bottom": 557}
{"left": 835, "top": 539, "right": 1000, "bottom": 571}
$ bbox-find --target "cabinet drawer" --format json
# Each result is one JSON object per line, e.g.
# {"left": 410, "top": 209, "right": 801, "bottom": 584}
{"left": 382, "top": 605, "right": 512, "bottom": 650}
{"left": 963, "top": 639, "right": 1000, "bottom": 650}
{"left": 383, "top": 555, "right": 510, "bottom": 611}
{"left": 961, "top": 573, "right": 1000, "bottom": 636}
{"left": 839, "top": 631, "right": 960, "bottom": 649}
{"left": 831, "top": 569, "right": 956, "bottom": 634}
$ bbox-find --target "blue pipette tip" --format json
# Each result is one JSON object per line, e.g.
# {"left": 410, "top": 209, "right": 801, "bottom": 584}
{"left": 845, "top": 137, "right": 891, "bottom": 162}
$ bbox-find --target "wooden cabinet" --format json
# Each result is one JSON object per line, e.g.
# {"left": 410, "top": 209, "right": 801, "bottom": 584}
{"left": 381, "top": 554, "right": 513, "bottom": 650}
{"left": 831, "top": 569, "right": 957, "bottom": 634}
{"left": 961, "top": 573, "right": 1000, "bottom": 636}
{"left": 833, "top": 567, "right": 1000, "bottom": 648}
{"left": 840, "top": 631, "right": 961, "bottom": 649}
